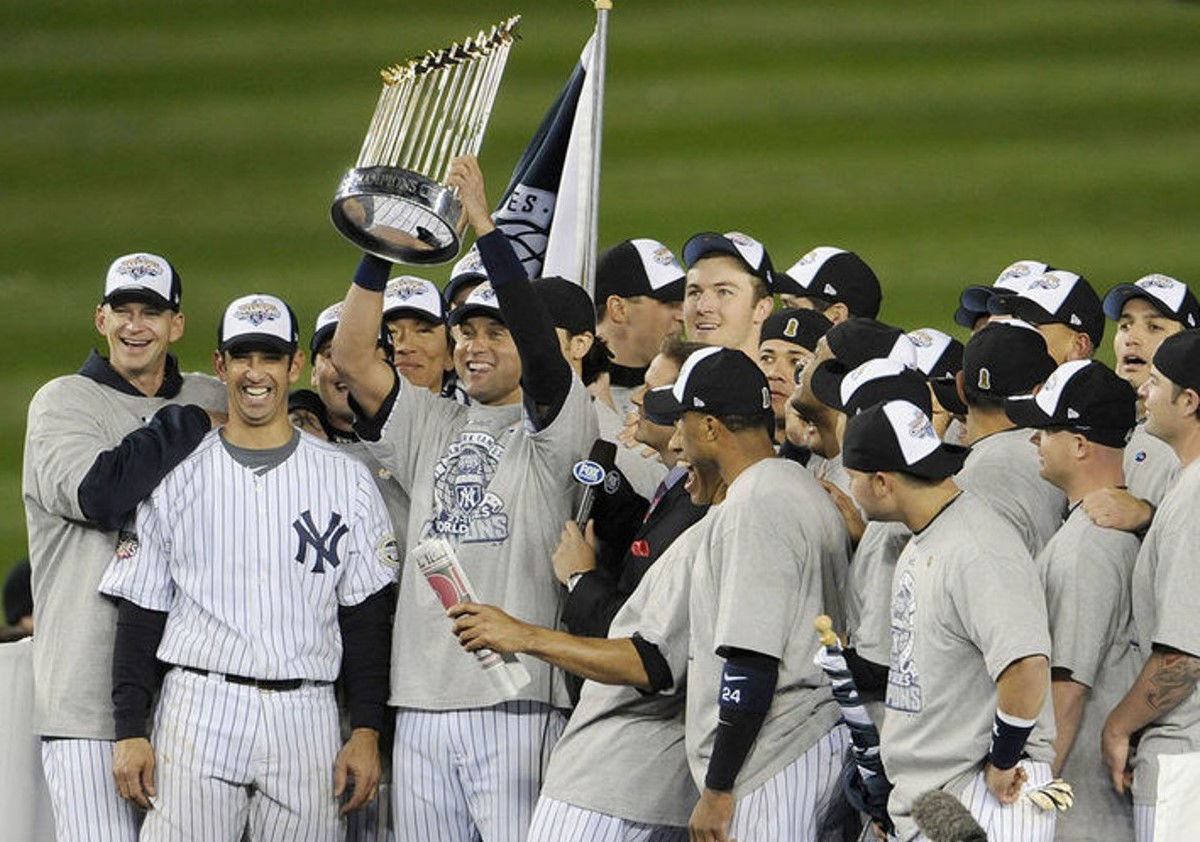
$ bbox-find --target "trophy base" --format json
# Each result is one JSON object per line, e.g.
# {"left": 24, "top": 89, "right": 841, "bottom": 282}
{"left": 331, "top": 167, "right": 465, "bottom": 265}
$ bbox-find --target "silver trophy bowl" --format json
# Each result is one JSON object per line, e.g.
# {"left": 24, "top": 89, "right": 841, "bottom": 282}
{"left": 331, "top": 166, "right": 464, "bottom": 265}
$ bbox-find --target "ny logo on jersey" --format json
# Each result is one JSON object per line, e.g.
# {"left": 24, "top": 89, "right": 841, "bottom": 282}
{"left": 292, "top": 510, "right": 349, "bottom": 574}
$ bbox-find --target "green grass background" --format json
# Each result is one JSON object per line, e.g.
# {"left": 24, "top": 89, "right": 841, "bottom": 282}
{"left": 3, "top": 0, "right": 1200, "bottom": 582}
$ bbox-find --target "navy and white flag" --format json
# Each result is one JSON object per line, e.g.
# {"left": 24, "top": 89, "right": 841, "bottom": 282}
{"left": 493, "top": 35, "right": 598, "bottom": 282}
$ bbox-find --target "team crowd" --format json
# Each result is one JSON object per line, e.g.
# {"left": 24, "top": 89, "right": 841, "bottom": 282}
{"left": 20, "top": 154, "right": 1200, "bottom": 842}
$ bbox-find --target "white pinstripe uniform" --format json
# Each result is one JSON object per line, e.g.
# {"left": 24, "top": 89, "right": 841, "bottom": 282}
{"left": 99, "top": 429, "right": 397, "bottom": 842}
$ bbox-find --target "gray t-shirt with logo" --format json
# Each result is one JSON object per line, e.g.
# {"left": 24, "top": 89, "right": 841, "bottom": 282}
{"left": 686, "top": 458, "right": 847, "bottom": 795}
{"left": 541, "top": 514, "right": 710, "bottom": 827}
{"left": 956, "top": 427, "right": 1067, "bottom": 556}
{"left": 848, "top": 520, "right": 911, "bottom": 668}
{"left": 1130, "top": 458, "right": 1200, "bottom": 804}
{"left": 1124, "top": 422, "right": 1180, "bottom": 508}
{"left": 881, "top": 491, "right": 1055, "bottom": 842}
{"left": 366, "top": 375, "right": 597, "bottom": 709}
{"left": 23, "top": 370, "right": 225, "bottom": 739}
{"left": 1037, "top": 504, "right": 1140, "bottom": 840}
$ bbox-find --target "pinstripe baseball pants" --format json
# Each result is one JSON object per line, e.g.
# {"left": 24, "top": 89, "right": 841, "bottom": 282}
{"left": 727, "top": 724, "right": 851, "bottom": 842}
{"left": 41, "top": 738, "right": 141, "bottom": 842}
{"left": 141, "top": 667, "right": 342, "bottom": 842}
{"left": 391, "top": 702, "right": 566, "bottom": 842}
{"left": 526, "top": 797, "right": 688, "bottom": 842}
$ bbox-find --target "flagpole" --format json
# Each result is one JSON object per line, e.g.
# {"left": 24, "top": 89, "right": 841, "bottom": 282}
{"left": 582, "top": 0, "right": 611, "bottom": 298}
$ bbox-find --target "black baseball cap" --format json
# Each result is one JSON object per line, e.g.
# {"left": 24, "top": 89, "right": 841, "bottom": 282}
{"left": 447, "top": 282, "right": 503, "bottom": 327}
{"left": 103, "top": 252, "right": 183, "bottom": 311}
{"left": 643, "top": 346, "right": 773, "bottom": 424}
{"left": 218, "top": 293, "right": 299, "bottom": 354}
{"left": 962, "top": 320, "right": 1057, "bottom": 398}
{"left": 533, "top": 277, "right": 596, "bottom": 335}
{"left": 1005, "top": 360, "right": 1136, "bottom": 448}
{"left": 681, "top": 231, "right": 774, "bottom": 289}
{"left": 909, "top": 328, "right": 967, "bottom": 415}
{"left": 810, "top": 357, "right": 934, "bottom": 416}
{"left": 1152, "top": 329, "right": 1200, "bottom": 396}
{"left": 444, "top": 246, "right": 489, "bottom": 307}
{"left": 953, "top": 260, "right": 1050, "bottom": 329}
{"left": 1103, "top": 274, "right": 1200, "bottom": 329}
{"left": 988, "top": 270, "right": 1105, "bottom": 347}
{"left": 596, "top": 239, "right": 686, "bottom": 304}
{"left": 825, "top": 318, "right": 918, "bottom": 370}
{"left": 760, "top": 308, "right": 832, "bottom": 351}
{"left": 843, "top": 400, "right": 969, "bottom": 480}
{"left": 776, "top": 247, "right": 882, "bottom": 319}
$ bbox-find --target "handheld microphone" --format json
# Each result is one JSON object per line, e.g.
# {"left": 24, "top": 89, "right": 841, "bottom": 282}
{"left": 572, "top": 439, "right": 618, "bottom": 526}
{"left": 911, "top": 789, "right": 987, "bottom": 842}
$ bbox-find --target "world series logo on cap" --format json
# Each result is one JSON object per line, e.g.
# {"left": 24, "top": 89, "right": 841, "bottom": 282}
{"left": 235, "top": 297, "right": 282, "bottom": 326}
{"left": 114, "top": 254, "right": 165, "bottom": 282}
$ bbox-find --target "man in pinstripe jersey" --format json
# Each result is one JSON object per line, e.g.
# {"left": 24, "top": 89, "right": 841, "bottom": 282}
{"left": 98, "top": 293, "right": 397, "bottom": 841}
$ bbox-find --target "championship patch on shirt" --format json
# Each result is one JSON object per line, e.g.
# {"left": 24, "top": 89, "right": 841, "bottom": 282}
{"left": 376, "top": 534, "right": 401, "bottom": 569}
{"left": 115, "top": 530, "right": 139, "bottom": 561}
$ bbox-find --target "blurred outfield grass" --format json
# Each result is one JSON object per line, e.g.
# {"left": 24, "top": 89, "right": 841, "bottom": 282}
{"left": 3, "top": 0, "right": 1199, "bottom": 580}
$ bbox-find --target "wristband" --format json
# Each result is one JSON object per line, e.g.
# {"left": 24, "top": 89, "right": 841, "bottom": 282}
{"left": 351, "top": 253, "right": 391, "bottom": 292}
{"left": 989, "top": 709, "right": 1035, "bottom": 770}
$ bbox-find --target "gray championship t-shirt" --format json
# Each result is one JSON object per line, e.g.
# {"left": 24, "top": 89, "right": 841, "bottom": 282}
{"left": 366, "top": 374, "right": 597, "bottom": 709}
{"left": 956, "top": 427, "right": 1067, "bottom": 557}
{"left": 23, "top": 370, "right": 225, "bottom": 739}
{"left": 1124, "top": 422, "right": 1180, "bottom": 508}
{"left": 541, "top": 514, "right": 711, "bottom": 827}
{"left": 1130, "top": 458, "right": 1200, "bottom": 804}
{"left": 1037, "top": 504, "right": 1140, "bottom": 841}
{"left": 340, "top": 438, "right": 411, "bottom": 563}
{"left": 882, "top": 491, "right": 1055, "bottom": 842}
{"left": 686, "top": 458, "right": 848, "bottom": 795}
{"left": 848, "top": 520, "right": 911, "bottom": 668}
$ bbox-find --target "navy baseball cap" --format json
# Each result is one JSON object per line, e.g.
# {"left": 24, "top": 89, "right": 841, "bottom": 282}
{"left": 760, "top": 308, "right": 832, "bottom": 351}
{"left": 596, "top": 239, "right": 686, "bottom": 303}
{"left": 776, "top": 247, "right": 882, "bottom": 319}
{"left": 988, "top": 270, "right": 1105, "bottom": 347}
{"left": 681, "top": 231, "right": 774, "bottom": 289}
{"left": 1005, "top": 360, "right": 1136, "bottom": 448}
{"left": 103, "top": 252, "right": 182, "bottom": 311}
{"left": 909, "top": 328, "right": 967, "bottom": 416}
{"left": 963, "top": 320, "right": 1057, "bottom": 398}
{"left": 533, "top": 277, "right": 596, "bottom": 335}
{"left": 218, "top": 293, "right": 299, "bottom": 354}
{"left": 643, "top": 346, "right": 773, "bottom": 424}
{"left": 1152, "top": 329, "right": 1200, "bottom": 396}
{"left": 810, "top": 357, "right": 934, "bottom": 416}
{"left": 953, "top": 260, "right": 1050, "bottom": 329}
{"left": 444, "top": 246, "right": 489, "bottom": 308}
{"left": 825, "top": 318, "right": 919, "bottom": 370}
{"left": 843, "top": 400, "right": 969, "bottom": 480}
{"left": 1103, "top": 274, "right": 1200, "bottom": 329}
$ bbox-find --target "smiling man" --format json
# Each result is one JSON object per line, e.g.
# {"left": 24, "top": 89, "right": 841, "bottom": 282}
{"left": 23, "top": 253, "right": 225, "bottom": 842}
{"left": 680, "top": 231, "right": 776, "bottom": 359}
{"left": 99, "top": 293, "right": 397, "bottom": 841}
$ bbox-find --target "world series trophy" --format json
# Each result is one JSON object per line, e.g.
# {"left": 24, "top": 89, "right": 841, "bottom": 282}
{"left": 331, "top": 16, "right": 521, "bottom": 264}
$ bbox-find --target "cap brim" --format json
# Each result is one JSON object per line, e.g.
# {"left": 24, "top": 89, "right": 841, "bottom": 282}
{"left": 990, "top": 294, "right": 1053, "bottom": 324}
{"left": 953, "top": 305, "right": 984, "bottom": 329}
{"left": 959, "top": 285, "right": 998, "bottom": 312}
{"left": 643, "top": 386, "right": 686, "bottom": 425}
{"left": 1102, "top": 284, "right": 1177, "bottom": 322}
{"left": 904, "top": 442, "right": 970, "bottom": 479}
{"left": 448, "top": 303, "right": 504, "bottom": 327}
{"left": 104, "top": 287, "right": 175, "bottom": 310}
{"left": 220, "top": 334, "right": 296, "bottom": 354}
{"left": 930, "top": 377, "right": 967, "bottom": 416}
{"left": 383, "top": 305, "right": 444, "bottom": 324}
{"left": 1004, "top": 393, "right": 1055, "bottom": 429}
{"left": 309, "top": 324, "right": 336, "bottom": 355}
{"left": 809, "top": 360, "right": 850, "bottom": 412}
{"left": 682, "top": 234, "right": 764, "bottom": 282}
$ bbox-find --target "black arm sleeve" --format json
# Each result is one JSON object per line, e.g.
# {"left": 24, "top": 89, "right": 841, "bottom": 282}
{"left": 474, "top": 230, "right": 572, "bottom": 427}
{"left": 338, "top": 584, "right": 396, "bottom": 732}
{"left": 704, "top": 650, "right": 779, "bottom": 792}
{"left": 843, "top": 646, "right": 889, "bottom": 700}
{"left": 349, "top": 368, "right": 400, "bottom": 443}
{"left": 630, "top": 633, "right": 674, "bottom": 694}
{"left": 79, "top": 403, "right": 211, "bottom": 531}
{"left": 112, "top": 599, "right": 168, "bottom": 740}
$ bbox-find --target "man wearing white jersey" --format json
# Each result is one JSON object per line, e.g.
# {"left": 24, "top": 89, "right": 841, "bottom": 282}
{"left": 99, "top": 293, "right": 397, "bottom": 841}
{"left": 1005, "top": 360, "right": 1140, "bottom": 840}
{"left": 644, "top": 347, "right": 852, "bottom": 842}
{"left": 1082, "top": 274, "right": 1198, "bottom": 532}
{"left": 1102, "top": 330, "right": 1200, "bottom": 842}
{"left": 23, "top": 253, "right": 225, "bottom": 841}
{"left": 330, "top": 155, "right": 597, "bottom": 842}
{"left": 843, "top": 400, "right": 1057, "bottom": 842}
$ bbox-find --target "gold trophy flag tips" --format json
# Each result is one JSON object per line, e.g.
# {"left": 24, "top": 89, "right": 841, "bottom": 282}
{"left": 331, "top": 15, "right": 521, "bottom": 265}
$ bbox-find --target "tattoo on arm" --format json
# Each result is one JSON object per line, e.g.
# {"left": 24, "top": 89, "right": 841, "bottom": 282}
{"left": 1147, "top": 654, "right": 1200, "bottom": 711}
